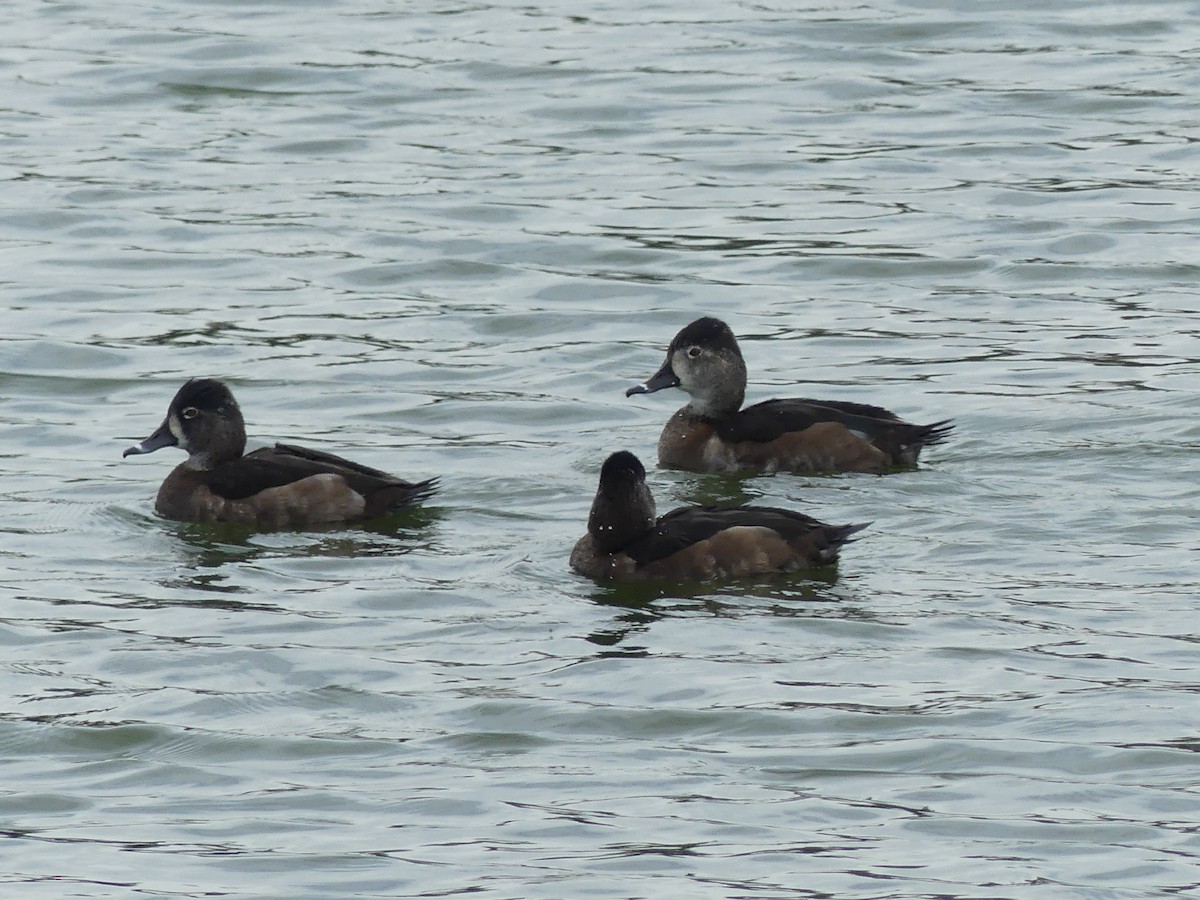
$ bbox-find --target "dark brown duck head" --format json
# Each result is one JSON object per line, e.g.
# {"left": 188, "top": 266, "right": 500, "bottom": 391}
{"left": 123, "top": 378, "right": 247, "bottom": 471}
{"left": 626, "top": 316, "right": 748, "bottom": 419}
{"left": 587, "top": 451, "right": 657, "bottom": 555}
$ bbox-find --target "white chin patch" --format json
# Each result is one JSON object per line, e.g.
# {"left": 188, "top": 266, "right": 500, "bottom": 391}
{"left": 168, "top": 413, "right": 189, "bottom": 450}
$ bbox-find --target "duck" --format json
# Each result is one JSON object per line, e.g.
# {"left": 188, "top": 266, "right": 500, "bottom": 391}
{"left": 570, "top": 451, "right": 867, "bottom": 581}
{"left": 123, "top": 378, "right": 437, "bottom": 527}
{"left": 626, "top": 316, "right": 953, "bottom": 474}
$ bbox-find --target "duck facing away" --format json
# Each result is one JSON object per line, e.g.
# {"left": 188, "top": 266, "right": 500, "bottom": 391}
{"left": 626, "top": 316, "right": 953, "bottom": 474}
{"left": 570, "top": 451, "right": 867, "bottom": 581}
{"left": 124, "top": 378, "right": 437, "bottom": 527}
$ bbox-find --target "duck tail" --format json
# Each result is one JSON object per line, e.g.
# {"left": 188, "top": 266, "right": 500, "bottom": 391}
{"left": 819, "top": 521, "right": 871, "bottom": 563}
{"left": 372, "top": 476, "right": 439, "bottom": 515}
{"left": 403, "top": 476, "right": 440, "bottom": 507}
{"left": 891, "top": 418, "right": 954, "bottom": 465}
{"left": 918, "top": 419, "right": 955, "bottom": 448}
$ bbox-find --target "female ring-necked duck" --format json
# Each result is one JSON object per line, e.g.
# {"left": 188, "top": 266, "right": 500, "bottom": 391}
{"left": 570, "top": 451, "right": 867, "bottom": 581}
{"left": 626, "top": 316, "right": 953, "bottom": 474}
{"left": 123, "top": 378, "right": 437, "bottom": 527}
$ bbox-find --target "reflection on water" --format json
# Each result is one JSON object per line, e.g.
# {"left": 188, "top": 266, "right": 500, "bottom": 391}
{"left": 152, "top": 507, "right": 444, "bottom": 597}
{"left": 662, "top": 470, "right": 769, "bottom": 508}
{"left": 584, "top": 569, "right": 857, "bottom": 648}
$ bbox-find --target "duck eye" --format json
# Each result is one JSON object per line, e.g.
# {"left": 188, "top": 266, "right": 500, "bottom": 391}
{"left": 181, "top": 407, "right": 199, "bottom": 420}
{"left": 687, "top": 346, "right": 702, "bottom": 358}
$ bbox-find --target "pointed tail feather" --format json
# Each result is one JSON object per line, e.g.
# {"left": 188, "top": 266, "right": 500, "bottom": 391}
{"left": 819, "top": 521, "right": 871, "bottom": 563}
{"left": 371, "top": 476, "right": 439, "bottom": 516}
{"left": 401, "top": 477, "right": 440, "bottom": 507}
{"left": 919, "top": 419, "right": 955, "bottom": 448}
{"left": 893, "top": 418, "right": 954, "bottom": 465}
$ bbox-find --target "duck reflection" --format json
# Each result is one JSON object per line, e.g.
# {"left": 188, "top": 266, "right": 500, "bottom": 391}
{"left": 665, "top": 470, "right": 763, "bottom": 508}
{"left": 150, "top": 506, "right": 442, "bottom": 603}
{"left": 583, "top": 568, "right": 856, "bottom": 649}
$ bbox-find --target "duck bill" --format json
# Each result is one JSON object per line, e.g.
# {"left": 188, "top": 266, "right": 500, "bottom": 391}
{"left": 123, "top": 418, "right": 178, "bottom": 458}
{"left": 625, "top": 360, "right": 680, "bottom": 397}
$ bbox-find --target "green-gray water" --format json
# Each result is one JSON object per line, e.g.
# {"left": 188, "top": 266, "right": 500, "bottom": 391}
{"left": 3, "top": 1, "right": 1199, "bottom": 896}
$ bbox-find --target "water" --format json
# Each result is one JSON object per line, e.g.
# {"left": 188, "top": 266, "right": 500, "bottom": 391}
{"left": 3, "top": 0, "right": 1199, "bottom": 896}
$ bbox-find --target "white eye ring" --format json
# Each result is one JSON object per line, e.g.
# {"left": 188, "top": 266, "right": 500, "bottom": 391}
{"left": 182, "top": 407, "right": 199, "bottom": 419}
{"left": 687, "top": 346, "right": 701, "bottom": 358}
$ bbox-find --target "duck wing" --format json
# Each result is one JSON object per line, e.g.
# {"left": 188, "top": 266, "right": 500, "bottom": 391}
{"left": 718, "top": 399, "right": 953, "bottom": 452}
{"left": 715, "top": 399, "right": 899, "bottom": 444}
{"left": 623, "top": 504, "right": 834, "bottom": 567}
{"left": 205, "top": 443, "right": 437, "bottom": 504}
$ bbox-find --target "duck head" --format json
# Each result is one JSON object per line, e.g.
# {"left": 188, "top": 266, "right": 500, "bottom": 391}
{"left": 587, "top": 450, "right": 657, "bottom": 554}
{"left": 626, "top": 316, "right": 747, "bottom": 418}
{"left": 124, "top": 378, "right": 247, "bottom": 470}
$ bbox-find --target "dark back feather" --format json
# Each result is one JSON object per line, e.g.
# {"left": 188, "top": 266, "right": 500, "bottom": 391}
{"left": 715, "top": 399, "right": 887, "bottom": 443}
{"left": 623, "top": 504, "right": 834, "bottom": 568}
{"left": 716, "top": 398, "right": 953, "bottom": 456}
{"left": 205, "top": 442, "right": 437, "bottom": 507}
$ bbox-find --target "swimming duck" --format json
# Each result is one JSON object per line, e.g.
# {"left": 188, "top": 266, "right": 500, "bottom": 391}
{"left": 626, "top": 316, "right": 953, "bottom": 474}
{"left": 124, "top": 378, "right": 437, "bottom": 527}
{"left": 570, "top": 451, "right": 866, "bottom": 581}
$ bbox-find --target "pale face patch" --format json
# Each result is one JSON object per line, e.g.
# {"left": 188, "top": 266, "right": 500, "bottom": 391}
{"left": 167, "top": 411, "right": 188, "bottom": 449}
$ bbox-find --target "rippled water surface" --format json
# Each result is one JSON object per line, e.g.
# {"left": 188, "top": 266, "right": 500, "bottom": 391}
{"left": 3, "top": 0, "right": 1200, "bottom": 896}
